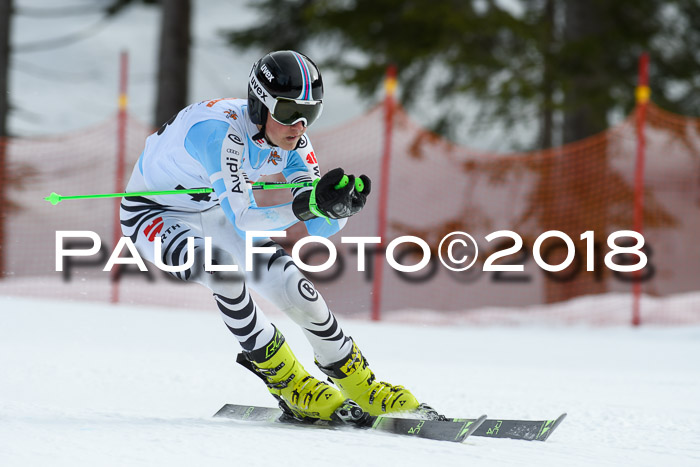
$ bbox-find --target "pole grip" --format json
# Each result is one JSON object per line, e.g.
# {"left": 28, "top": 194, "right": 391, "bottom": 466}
{"left": 335, "top": 175, "right": 364, "bottom": 192}
{"left": 335, "top": 175, "right": 349, "bottom": 190}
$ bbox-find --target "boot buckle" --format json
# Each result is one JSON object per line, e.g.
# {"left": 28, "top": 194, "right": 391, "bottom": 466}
{"left": 267, "top": 372, "right": 295, "bottom": 390}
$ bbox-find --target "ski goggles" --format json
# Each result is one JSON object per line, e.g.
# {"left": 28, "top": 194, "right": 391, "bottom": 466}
{"left": 250, "top": 69, "right": 323, "bottom": 126}
{"left": 268, "top": 97, "right": 323, "bottom": 127}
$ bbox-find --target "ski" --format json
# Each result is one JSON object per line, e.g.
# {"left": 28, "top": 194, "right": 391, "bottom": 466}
{"left": 214, "top": 404, "right": 566, "bottom": 442}
{"left": 457, "top": 413, "right": 567, "bottom": 441}
{"left": 214, "top": 403, "right": 487, "bottom": 443}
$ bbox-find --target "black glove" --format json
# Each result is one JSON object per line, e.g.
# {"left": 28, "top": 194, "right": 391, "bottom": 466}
{"left": 292, "top": 168, "right": 371, "bottom": 221}
{"left": 350, "top": 174, "right": 371, "bottom": 214}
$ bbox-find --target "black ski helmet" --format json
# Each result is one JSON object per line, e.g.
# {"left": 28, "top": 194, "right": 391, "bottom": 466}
{"left": 247, "top": 50, "right": 324, "bottom": 127}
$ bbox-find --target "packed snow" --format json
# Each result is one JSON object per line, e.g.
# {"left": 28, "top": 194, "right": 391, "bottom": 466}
{"left": 1, "top": 295, "right": 699, "bottom": 467}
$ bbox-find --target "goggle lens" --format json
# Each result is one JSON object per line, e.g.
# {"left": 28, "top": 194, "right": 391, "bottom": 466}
{"left": 271, "top": 98, "right": 323, "bottom": 126}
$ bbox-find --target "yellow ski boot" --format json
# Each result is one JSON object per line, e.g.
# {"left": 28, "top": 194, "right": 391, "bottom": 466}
{"left": 237, "top": 328, "right": 348, "bottom": 421}
{"left": 317, "top": 339, "right": 421, "bottom": 416}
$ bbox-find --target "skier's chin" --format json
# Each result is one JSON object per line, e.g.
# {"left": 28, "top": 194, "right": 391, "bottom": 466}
{"left": 279, "top": 136, "right": 300, "bottom": 150}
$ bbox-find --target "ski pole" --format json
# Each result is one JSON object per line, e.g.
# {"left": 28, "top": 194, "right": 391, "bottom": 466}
{"left": 44, "top": 181, "right": 315, "bottom": 206}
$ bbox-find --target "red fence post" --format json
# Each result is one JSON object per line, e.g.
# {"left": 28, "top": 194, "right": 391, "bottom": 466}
{"left": 110, "top": 51, "right": 129, "bottom": 304}
{"left": 371, "top": 65, "right": 397, "bottom": 322}
{"left": 632, "top": 52, "right": 649, "bottom": 326}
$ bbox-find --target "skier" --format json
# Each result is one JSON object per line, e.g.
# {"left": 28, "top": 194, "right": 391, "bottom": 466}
{"left": 120, "top": 50, "right": 420, "bottom": 421}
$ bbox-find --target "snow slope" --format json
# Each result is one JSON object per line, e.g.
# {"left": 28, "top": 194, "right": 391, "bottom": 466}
{"left": 1, "top": 295, "right": 699, "bottom": 467}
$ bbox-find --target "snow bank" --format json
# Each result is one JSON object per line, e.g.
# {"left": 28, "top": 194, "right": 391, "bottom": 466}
{"left": 1, "top": 295, "right": 699, "bottom": 466}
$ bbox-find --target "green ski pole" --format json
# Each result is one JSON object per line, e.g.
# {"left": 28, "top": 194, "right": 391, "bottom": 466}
{"left": 44, "top": 181, "right": 315, "bottom": 206}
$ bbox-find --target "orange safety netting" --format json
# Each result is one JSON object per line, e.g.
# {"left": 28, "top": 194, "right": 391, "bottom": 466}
{"left": 0, "top": 101, "right": 698, "bottom": 324}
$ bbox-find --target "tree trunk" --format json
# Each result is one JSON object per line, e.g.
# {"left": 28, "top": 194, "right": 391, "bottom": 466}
{"left": 155, "top": 0, "right": 190, "bottom": 127}
{"left": 541, "top": 0, "right": 609, "bottom": 303}
{"left": 538, "top": 0, "right": 555, "bottom": 150}
{"left": 0, "top": 0, "right": 12, "bottom": 279}
{"left": 562, "top": 0, "right": 608, "bottom": 142}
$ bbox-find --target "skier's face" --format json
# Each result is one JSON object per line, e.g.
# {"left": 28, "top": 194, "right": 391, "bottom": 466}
{"left": 264, "top": 113, "right": 306, "bottom": 150}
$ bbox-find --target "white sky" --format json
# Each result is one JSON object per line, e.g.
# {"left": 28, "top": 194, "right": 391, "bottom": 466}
{"left": 8, "top": 0, "right": 533, "bottom": 150}
{"left": 9, "top": 0, "right": 366, "bottom": 134}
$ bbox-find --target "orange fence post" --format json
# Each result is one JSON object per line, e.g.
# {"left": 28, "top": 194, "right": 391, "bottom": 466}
{"left": 632, "top": 52, "right": 650, "bottom": 326}
{"left": 371, "top": 65, "right": 397, "bottom": 321}
{"left": 110, "top": 51, "right": 129, "bottom": 304}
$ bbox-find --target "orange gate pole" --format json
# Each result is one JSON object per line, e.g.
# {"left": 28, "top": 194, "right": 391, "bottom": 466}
{"left": 371, "top": 65, "right": 397, "bottom": 321}
{"left": 110, "top": 51, "right": 129, "bottom": 304}
{"left": 632, "top": 52, "right": 649, "bottom": 326}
